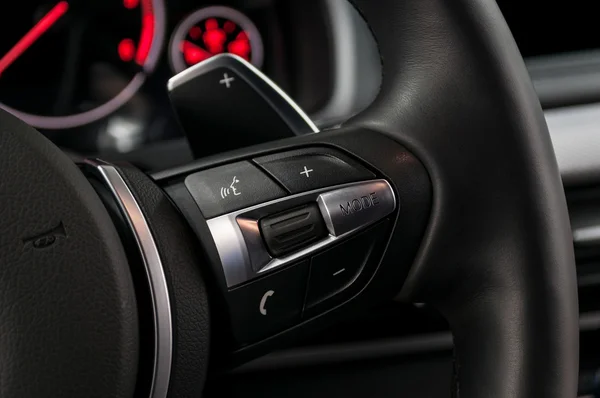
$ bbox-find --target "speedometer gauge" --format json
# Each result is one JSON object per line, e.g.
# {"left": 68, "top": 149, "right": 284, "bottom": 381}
{"left": 0, "top": 0, "right": 165, "bottom": 129}
{"left": 169, "top": 6, "right": 264, "bottom": 74}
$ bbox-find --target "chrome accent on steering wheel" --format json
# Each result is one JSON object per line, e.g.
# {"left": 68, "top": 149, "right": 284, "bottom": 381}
{"left": 91, "top": 162, "right": 173, "bottom": 398}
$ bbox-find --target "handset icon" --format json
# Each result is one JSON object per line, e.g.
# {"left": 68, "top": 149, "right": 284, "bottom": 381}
{"left": 259, "top": 290, "right": 275, "bottom": 315}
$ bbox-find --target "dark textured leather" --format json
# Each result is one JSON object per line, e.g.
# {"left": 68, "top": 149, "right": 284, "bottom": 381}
{"left": 116, "top": 165, "right": 211, "bottom": 398}
{"left": 0, "top": 111, "right": 139, "bottom": 397}
{"left": 348, "top": 0, "right": 578, "bottom": 397}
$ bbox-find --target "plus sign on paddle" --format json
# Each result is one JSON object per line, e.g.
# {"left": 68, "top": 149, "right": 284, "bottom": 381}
{"left": 219, "top": 72, "right": 235, "bottom": 88}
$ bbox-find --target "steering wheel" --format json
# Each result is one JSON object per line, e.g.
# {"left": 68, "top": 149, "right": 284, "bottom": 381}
{"left": 0, "top": 0, "right": 578, "bottom": 397}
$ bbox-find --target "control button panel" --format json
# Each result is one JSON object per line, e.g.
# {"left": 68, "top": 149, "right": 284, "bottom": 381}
{"left": 227, "top": 260, "right": 309, "bottom": 344}
{"left": 206, "top": 179, "right": 396, "bottom": 288}
{"left": 254, "top": 148, "right": 374, "bottom": 194}
{"left": 185, "top": 161, "right": 286, "bottom": 218}
{"left": 179, "top": 147, "right": 398, "bottom": 346}
{"left": 260, "top": 204, "right": 328, "bottom": 257}
{"left": 317, "top": 180, "right": 396, "bottom": 236}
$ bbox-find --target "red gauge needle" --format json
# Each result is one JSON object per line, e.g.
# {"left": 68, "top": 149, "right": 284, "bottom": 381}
{"left": 181, "top": 40, "right": 213, "bottom": 65}
{"left": 0, "top": 1, "right": 69, "bottom": 76}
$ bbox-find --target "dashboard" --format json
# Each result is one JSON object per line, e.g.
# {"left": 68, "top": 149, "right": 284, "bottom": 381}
{"left": 0, "top": 0, "right": 334, "bottom": 155}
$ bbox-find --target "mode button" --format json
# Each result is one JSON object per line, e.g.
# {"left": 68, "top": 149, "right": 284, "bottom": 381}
{"left": 317, "top": 180, "right": 396, "bottom": 236}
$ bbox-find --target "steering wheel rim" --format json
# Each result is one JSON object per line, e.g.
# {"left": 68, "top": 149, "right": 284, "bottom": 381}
{"left": 346, "top": 0, "right": 578, "bottom": 396}
{"left": 0, "top": 1, "right": 578, "bottom": 397}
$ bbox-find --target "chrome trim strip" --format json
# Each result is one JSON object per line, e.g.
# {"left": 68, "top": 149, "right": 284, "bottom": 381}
{"left": 207, "top": 179, "right": 396, "bottom": 288}
{"left": 94, "top": 164, "right": 172, "bottom": 398}
{"left": 168, "top": 53, "right": 319, "bottom": 134}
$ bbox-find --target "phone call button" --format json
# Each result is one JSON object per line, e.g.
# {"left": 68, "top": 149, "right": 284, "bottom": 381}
{"left": 227, "top": 260, "right": 309, "bottom": 345}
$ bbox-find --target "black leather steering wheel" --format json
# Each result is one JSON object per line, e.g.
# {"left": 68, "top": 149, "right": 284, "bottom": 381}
{"left": 0, "top": 0, "right": 578, "bottom": 397}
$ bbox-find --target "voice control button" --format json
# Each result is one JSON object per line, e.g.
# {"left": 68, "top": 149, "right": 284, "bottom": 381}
{"left": 185, "top": 161, "right": 286, "bottom": 219}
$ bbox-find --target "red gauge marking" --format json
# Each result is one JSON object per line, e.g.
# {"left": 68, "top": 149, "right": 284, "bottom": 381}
{"left": 0, "top": 1, "right": 69, "bottom": 76}
{"left": 181, "top": 40, "right": 212, "bottom": 65}
{"left": 228, "top": 37, "right": 250, "bottom": 60}
{"left": 205, "top": 18, "right": 218, "bottom": 31}
{"left": 189, "top": 26, "right": 202, "bottom": 40}
{"left": 118, "top": 38, "right": 136, "bottom": 62}
{"left": 224, "top": 20, "right": 236, "bottom": 34}
{"left": 203, "top": 28, "right": 226, "bottom": 54}
{"left": 135, "top": 0, "right": 154, "bottom": 65}
{"left": 123, "top": 0, "right": 139, "bottom": 9}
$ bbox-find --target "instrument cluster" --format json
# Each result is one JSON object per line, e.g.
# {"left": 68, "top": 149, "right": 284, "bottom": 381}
{"left": 0, "top": 0, "right": 328, "bottom": 154}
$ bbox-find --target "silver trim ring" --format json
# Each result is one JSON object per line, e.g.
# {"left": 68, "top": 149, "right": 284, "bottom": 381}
{"left": 94, "top": 164, "right": 173, "bottom": 398}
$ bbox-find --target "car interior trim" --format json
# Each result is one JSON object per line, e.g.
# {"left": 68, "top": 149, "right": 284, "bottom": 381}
{"left": 93, "top": 163, "right": 173, "bottom": 398}
{"left": 310, "top": 0, "right": 381, "bottom": 128}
